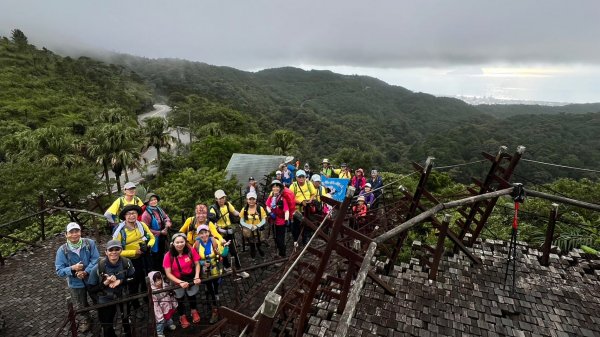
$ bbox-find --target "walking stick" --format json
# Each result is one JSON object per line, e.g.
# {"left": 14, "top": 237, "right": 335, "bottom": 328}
{"left": 504, "top": 184, "right": 525, "bottom": 295}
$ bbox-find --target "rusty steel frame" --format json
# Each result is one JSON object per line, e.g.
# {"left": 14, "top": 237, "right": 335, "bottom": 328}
{"left": 384, "top": 158, "right": 434, "bottom": 275}
{"left": 455, "top": 147, "right": 524, "bottom": 247}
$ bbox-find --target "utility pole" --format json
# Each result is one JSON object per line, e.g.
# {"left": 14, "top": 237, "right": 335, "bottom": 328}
{"left": 188, "top": 110, "right": 192, "bottom": 146}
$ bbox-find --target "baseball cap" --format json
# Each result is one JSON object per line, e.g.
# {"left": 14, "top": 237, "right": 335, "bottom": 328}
{"left": 106, "top": 240, "right": 122, "bottom": 250}
{"left": 357, "top": 196, "right": 365, "bottom": 202}
{"left": 214, "top": 189, "right": 227, "bottom": 199}
{"left": 197, "top": 225, "right": 210, "bottom": 233}
{"left": 365, "top": 183, "right": 372, "bottom": 188}
{"left": 246, "top": 191, "right": 258, "bottom": 199}
{"left": 311, "top": 174, "right": 321, "bottom": 182}
{"left": 124, "top": 182, "right": 136, "bottom": 190}
{"left": 276, "top": 170, "right": 282, "bottom": 175}
{"left": 296, "top": 170, "right": 306, "bottom": 177}
{"left": 66, "top": 222, "right": 81, "bottom": 232}
{"left": 249, "top": 176, "right": 255, "bottom": 181}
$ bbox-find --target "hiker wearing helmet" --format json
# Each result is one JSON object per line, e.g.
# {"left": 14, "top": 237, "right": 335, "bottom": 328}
{"left": 290, "top": 170, "right": 317, "bottom": 246}
{"left": 266, "top": 180, "right": 290, "bottom": 257}
{"left": 209, "top": 189, "right": 241, "bottom": 270}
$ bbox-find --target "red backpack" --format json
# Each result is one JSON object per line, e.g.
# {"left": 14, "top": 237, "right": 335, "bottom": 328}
{"left": 283, "top": 187, "right": 296, "bottom": 214}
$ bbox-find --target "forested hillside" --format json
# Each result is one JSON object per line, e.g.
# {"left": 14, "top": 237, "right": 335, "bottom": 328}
{"left": 476, "top": 102, "right": 600, "bottom": 118}
{"left": 108, "top": 54, "right": 600, "bottom": 183}
{"left": 0, "top": 30, "right": 153, "bottom": 224}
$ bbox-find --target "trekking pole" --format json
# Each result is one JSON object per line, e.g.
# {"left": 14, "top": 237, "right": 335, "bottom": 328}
{"left": 504, "top": 184, "right": 525, "bottom": 295}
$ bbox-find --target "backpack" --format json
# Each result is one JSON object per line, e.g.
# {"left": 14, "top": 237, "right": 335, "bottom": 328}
{"left": 117, "top": 196, "right": 144, "bottom": 221}
{"left": 96, "top": 256, "right": 133, "bottom": 277}
{"left": 61, "top": 238, "right": 92, "bottom": 260}
{"left": 112, "top": 221, "right": 150, "bottom": 248}
{"left": 188, "top": 216, "right": 210, "bottom": 234}
{"left": 242, "top": 205, "right": 264, "bottom": 221}
{"left": 209, "top": 202, "right": 232, "bottom": 224}
{"left": 282, "top": 187, "right": 296, "bottom": 213}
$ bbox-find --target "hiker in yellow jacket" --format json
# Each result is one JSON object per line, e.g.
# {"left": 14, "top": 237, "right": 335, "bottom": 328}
{"left": 180, "top": 204, "right": 224, "bottom": 245}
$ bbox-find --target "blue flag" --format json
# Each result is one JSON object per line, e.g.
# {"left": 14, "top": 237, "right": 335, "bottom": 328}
{"left": 321, "top": 177, "right": 349, "bottom": 202}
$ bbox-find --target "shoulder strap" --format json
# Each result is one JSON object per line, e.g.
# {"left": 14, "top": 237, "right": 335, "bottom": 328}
{"left": 97, "top": 257, "right": 106, "bottom": 276}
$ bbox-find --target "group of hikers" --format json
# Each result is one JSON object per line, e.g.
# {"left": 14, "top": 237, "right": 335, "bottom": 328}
{"left": 54, "top": 158, "right": 383, "bottom": 337}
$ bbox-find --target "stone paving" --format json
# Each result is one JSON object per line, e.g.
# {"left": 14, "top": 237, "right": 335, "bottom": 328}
{"left": 305, "top": 239, "right": 600, "bottom": 337}
{"left": 0, "top": 232, "right": 284, "bottom": 337}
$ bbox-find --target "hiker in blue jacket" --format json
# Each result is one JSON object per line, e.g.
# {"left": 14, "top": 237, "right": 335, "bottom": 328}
{"left": 55, "top": 222, "right": 100, "bottom": 333}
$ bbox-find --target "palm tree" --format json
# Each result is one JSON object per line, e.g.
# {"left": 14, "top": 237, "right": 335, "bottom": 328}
{"left": 2, "top": 126, "right": 85, "bottom": 169}
{"left": 86, "top": 123, "right": 143, "bottom": 194}
{"left": 271, "top": 129, "right": 298, "bottom": 155}
{"left": 142, "top": 117, "right": 176, "bottom": 163}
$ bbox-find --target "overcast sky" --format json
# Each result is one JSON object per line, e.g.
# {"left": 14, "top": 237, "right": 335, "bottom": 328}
{"left": 2, "top": 0, "right": 600, "bottom": 103}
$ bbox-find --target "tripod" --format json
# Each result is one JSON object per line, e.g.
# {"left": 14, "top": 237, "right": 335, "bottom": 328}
{"left": 504, "top": 184, "right": 525, "bottom": 295}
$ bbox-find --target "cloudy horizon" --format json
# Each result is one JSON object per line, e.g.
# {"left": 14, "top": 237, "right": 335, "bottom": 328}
{"left": 2, "top": 0, "right": 599, "bottom": 103}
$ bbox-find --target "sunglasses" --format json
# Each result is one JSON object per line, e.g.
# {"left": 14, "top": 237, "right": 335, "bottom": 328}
{"left": 108, "top": 248, "right": 122, "bottom": 252}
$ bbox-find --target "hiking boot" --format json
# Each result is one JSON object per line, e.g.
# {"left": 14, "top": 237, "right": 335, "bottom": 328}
{"left": 191, "top": 309, "right": 201, "bottom": 324}
{"left": 78, "top": 321, "right": 91, "bottom": 333}
{"left": 239, "top": 271, "right": 250, "bottom": 278}
{"left": 209, "top": 308, "right": 219, "bottom": 324}
{"left": 168, "top": 323, "right": 177, "bottom": 330}
{"left": 157, "top": 334, "right": 165, "bottom": 337}
{"left": 179, "top": 315, "right": 190, "bottom": 329}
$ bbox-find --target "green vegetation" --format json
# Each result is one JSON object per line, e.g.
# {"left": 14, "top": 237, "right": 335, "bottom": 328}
{"left": 0, "top": 30, "right": 598, "bottom": 258}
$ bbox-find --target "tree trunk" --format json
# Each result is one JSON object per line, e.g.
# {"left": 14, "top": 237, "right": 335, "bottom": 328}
{"left": 155, "top": 145, "right": 161, "bottom": 163}
{"left": 103, "top": 160, "right": 111, "bottom": 196}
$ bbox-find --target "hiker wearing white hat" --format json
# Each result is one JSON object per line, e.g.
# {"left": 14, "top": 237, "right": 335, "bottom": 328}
{"left": 55, "top": 222, "right": 100, "bottom": 333}
{"left": 104, "top": 181, "right": 144, "bottom": 229}
{"left": 239, "top": 191, "right": 268, "bottom": 260}
{"left": 209, "top": 189, "right": 241, "bottom": 270}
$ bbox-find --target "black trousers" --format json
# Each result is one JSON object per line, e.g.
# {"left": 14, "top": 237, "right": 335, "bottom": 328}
{"left": 222, "top": 232, "right": 241, "bottom": 269}
{"left": 98, "top": 302, "right": 131, "bottom": 337}
{"left": 128, "top": 256, "right": 149, "bottom": 309}
{"left": 274, "top": 225, "right": 287, "bottom": 257}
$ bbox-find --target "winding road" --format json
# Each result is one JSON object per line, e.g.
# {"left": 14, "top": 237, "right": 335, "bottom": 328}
{"left": 109, "top": 104, "right": 188, "bottom": 190}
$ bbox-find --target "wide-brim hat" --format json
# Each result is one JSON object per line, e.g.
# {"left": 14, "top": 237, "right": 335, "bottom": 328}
{"left": 144, "top": 192, "right": 160, "bottom": 204}
{"left": 119, "top": 205, "right": 143, "bottom": 220}
{"left": 322, "top": 158, "right": 330, "bottom": 164}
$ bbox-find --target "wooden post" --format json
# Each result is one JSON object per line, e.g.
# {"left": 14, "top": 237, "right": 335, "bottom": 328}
{"left": 335, "top": 242, "right": 377, "bottom": 337}
{"left": 429, "top": 214, "right": 451, "bottom": 280}
{"left": 145, "top": 277, "right": 156, "bottom": 336}
{"left": 39, "top": 193, "right": 46, "bottom": 241}
{"left": 540, "top": 203, "right": 559, "bottom": 267}
{"left": 67, "top": 300, "right": 77, "bottom": 337}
